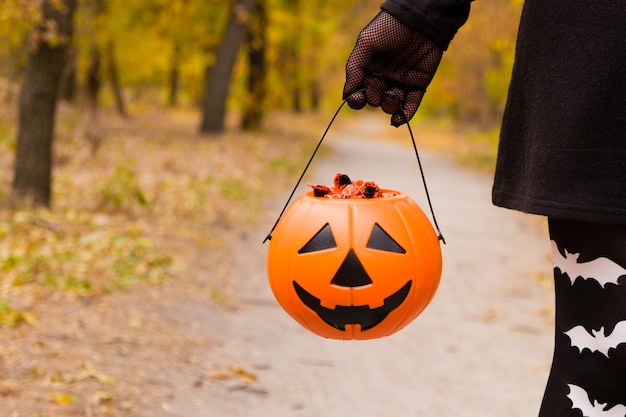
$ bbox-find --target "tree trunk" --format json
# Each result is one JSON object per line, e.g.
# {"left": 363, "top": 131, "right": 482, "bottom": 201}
{"left": 241, "top": 0, "right": 267, "bottom": 131}
{"left": 292, "top": 88, "right": 302, "bottom": 113}
{"left": 86, "top": 44, "right": 101, "bottom": 116}
{"left": 168, "top": 42, "right": 181, "bottom": 108}
{"left": 86, "top": 0, "right": 104, "bottom": 113}
{"left": 287, "top": 0, "right": 302, "bottom": 113}
{"left": 107, "top": 42, "right": 127, "bottom": 118}
{"left": 200, "top": 0, "right": 256, "bottom": 134}
{"left": 13, "top": 0, "right": 77, "bottom": 207}
{"left": 310, "top": 79, "right": 320, "bottom": 111}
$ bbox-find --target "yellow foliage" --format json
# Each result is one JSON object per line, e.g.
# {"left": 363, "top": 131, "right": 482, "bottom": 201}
{"left": 48, "top": 0, "right": 67, "bottom": 12}
{"left": 0, "top": 0, "right": 41, "bottom": 23}
{"left": 424, "top": 1, "right": 523, "bottom": 127}
{"left": 0, "top": 208, "right": 171, "bottom": 301}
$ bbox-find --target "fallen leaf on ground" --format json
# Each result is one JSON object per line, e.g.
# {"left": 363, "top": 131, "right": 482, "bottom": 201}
{"left": 209, "top": 365, "right": 257, "bottom": 383}
{"left": 49, "top": 392, "right": 76, "bottom": 405}
{"left": 60, "top": 362, "right": 116, "bottom": 385}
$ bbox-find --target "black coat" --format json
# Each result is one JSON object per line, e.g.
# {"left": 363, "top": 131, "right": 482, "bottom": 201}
{"left": 382, "top": 0, "right": 626, "bottom": 224}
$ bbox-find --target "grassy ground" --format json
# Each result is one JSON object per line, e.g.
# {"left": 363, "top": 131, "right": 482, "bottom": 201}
{"left": 0, "top": 104, "right": 322, "bottom": 416}
{"left": 0, "top": 104, "right": 321, "bottom": 306}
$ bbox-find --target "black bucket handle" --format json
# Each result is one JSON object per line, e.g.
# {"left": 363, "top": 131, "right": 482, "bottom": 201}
{"left": 263, "top": 96, "right": 445, "bottom": 244}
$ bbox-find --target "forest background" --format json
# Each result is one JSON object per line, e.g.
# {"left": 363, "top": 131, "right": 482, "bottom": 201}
{"left": 1, "top": 0, "right": 522, "bottom": 127}
{"left": 0, "top": 0, "right": 522, "bottom": 414}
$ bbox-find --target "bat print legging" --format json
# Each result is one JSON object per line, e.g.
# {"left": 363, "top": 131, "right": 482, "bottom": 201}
{"left": 541, "top": 218, "right": 626, "bottom": 417}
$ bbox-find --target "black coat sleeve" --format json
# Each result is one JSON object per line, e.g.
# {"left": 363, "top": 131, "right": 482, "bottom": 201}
{"left": 381, "top": 0, "right": 473, "bottom": 50}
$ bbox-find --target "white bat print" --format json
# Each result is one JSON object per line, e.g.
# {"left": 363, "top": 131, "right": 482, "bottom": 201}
{"left": 567, "top": 384, "right": 626, "bottom": 417}
{"left": 565, "top": 320, "right": 626, "bottom": 357}
{"left": 550, "top": 240, "right": 626, "bottom": 288}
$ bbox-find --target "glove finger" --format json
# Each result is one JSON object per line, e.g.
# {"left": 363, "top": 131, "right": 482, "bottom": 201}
{"left": 365, "top": 76, "right": 387, "bottom": 107}
{"left": 343, "top": 61, "right": 365, "bottom": 100}
{"left": 347, "top": 90, "right": 367, "bottom": 110}
{"left": 343, "top": 63, "right": 366, "bottom": 100}
{"left": 391, "top": 89, "right": 424, "bottom": 127}
{"left": 381, "top": 87, "right": 404, "bottom": 115}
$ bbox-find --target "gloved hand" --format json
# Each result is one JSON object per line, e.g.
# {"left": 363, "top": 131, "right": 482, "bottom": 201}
{"left": 343, "top": 11, "right": 443, "bottom": 127}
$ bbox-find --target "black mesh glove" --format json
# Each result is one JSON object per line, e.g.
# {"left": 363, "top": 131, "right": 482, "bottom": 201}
{"left": 343, "top": 11, "right": 443, "bottom": 127}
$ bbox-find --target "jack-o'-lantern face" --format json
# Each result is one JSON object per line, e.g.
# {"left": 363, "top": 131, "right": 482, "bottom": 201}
{"left": 267, "top": 191, "right": 442, "bottom": 340}
{"left": 293, "top": 222, "right": 412, "bottom": 332}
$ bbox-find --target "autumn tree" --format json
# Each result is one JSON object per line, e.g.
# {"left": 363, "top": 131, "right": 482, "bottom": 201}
{"left": 242, "top": 0, "right": 267, "bottom": 130}
{"left": 277, "top": 0, "right": 302, "bottom": 112}
{"left": 13, "top": 0, "right": 77, "bottom": 207}
{"left": 200, "top": 0, "right": 256, "bottom": 134}
{"left": 78, "top": 0, "right": 127, "bottom": 120}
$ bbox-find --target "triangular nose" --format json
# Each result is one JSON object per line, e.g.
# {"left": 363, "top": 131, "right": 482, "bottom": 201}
{"left": 331, "top": 249, "right": 373, "bottom": 288}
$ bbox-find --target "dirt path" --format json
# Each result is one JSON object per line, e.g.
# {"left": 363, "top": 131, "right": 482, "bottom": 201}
{"left": 164, "top": 114, "right": 555, "bottom": 417}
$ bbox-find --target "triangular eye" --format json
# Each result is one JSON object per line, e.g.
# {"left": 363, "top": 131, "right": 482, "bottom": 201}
{"left": 299, "top": 223, "right": 337, "bottom": 254}
{"left": 366, "top": 223, "right": 406, "bottom": 253}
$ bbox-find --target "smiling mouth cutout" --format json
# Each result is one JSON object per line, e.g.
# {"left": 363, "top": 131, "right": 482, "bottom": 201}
{"left": 293, "top": 280, "right": 412, "bottom": 331}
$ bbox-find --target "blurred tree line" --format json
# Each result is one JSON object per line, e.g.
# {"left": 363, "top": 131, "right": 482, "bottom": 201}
{"left": 0, "top": 0, "right": 521, "bottom": 207}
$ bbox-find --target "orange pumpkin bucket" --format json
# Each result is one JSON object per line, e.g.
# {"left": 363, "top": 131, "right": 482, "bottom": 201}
{"left": 264, "top": 101, "right": 445, "bottom": 340}
{"left": 266, "top": 187, "right": 442, "bottom": 340}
